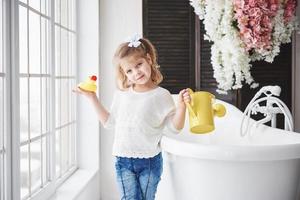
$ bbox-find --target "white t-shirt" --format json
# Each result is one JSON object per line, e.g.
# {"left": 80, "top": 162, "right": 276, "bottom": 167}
{"left": 104, "top": 86, "right": 179, "bottom": 158}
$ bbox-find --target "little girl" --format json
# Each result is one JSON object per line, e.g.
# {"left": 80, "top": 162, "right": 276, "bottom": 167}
{"left": 74, "top": 34, "right": 191, "bottom": 200}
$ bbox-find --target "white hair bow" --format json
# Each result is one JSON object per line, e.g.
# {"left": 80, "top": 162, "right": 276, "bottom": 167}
{"left": 126, "top": 33, "right": 142, "bottom": 47}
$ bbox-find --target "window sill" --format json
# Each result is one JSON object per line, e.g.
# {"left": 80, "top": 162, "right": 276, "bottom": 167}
{"left": 49, "top": 168, "right": 99, "bottom": 200}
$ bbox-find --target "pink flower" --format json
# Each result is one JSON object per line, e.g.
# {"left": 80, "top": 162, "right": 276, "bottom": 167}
{"left": 233, "top": 0, "right": 280, "bottom": 52}
{"left": 284, "top": 0, "right": 297, "bottom": 23}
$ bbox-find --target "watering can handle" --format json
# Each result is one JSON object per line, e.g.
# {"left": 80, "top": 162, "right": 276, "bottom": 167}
{"left": 185, "top": 88, "right": 197, "bottom": 118}
{"left": 186, "top": 103, "right": 197, "bottom": 119}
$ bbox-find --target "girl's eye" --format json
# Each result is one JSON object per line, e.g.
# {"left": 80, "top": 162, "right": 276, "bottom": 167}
{"left": 126, "top": 69, "right": 132, "bottom": 74}
{"left": 136, "top": 63, "right": 142, "bottom": 67}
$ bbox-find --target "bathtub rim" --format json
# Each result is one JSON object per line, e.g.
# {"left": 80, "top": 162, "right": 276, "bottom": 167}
{"left": 160, "top": 135, "right": 300, "bottom": 161}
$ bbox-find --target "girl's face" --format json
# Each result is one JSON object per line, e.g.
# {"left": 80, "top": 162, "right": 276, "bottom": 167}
{"left": 121, "top": 54, "right": 153, "bottom": 87}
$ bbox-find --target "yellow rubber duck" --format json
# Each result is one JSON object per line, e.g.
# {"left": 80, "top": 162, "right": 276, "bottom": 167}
{"left": 78, "top": 75, "right": 97, "bottom": 92}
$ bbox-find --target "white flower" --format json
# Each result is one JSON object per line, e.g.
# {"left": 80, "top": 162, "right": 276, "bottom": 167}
{"left": 189, "top": 0, "right": 206, "bottom": 20}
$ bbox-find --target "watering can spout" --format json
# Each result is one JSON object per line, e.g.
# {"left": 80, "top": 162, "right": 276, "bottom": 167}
{"left": 186, "top": 89, "right": 226, "bottom": 134}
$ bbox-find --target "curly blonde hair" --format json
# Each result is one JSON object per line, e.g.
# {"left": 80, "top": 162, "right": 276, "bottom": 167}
{"left": 113, "top": 37, "right": 163, "bottom": 90}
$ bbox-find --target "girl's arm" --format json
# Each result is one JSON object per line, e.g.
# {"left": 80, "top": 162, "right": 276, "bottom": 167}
{"left": 172, "top": 89, "right": 191, "bottom": 130}
{"left": 73, "top": 87, "right": 110, "bottom": 125}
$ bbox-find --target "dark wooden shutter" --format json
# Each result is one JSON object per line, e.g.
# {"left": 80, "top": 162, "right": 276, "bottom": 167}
{"left": 195, "top": 18, "right": 238, "bottom": 105}
{"left": 143, "top": 0, "right": 195, "bottom": 94}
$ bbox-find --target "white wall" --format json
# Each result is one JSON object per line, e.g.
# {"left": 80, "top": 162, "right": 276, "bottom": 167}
{"left": 77, "top": 0, "right": 100, "bottom": 172}
{"left": 99, "top": 1, "right": 143, "bottom": 199}
{"left": 76, "top": 0, "right": 100, "bottom": 199}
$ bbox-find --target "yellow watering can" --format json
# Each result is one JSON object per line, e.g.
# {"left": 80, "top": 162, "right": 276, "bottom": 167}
{"left": 186, "top": 89, "right": 226, "bottom": 134}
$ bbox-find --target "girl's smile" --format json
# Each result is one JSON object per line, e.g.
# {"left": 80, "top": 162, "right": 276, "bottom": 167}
{"left": 136, "top": 74, "right": 144, "bottom": 81}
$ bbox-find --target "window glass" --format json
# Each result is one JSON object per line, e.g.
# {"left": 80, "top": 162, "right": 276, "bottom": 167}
{"left": 55, "top": 26, "right": 60, "bottom": 76}
{"left": 70, "top": 124, "right": 76, "bottom": 166}
{"left": 20, "top": 78, "right": 29, "bottom": 143}
{"left": 61, "top": 0, "right": 68, "bottom": 28}
{"left": 60, "top": 29, "right": 68, "bottom": 76}
{"left": 70, "top": 79, "right": 76, "bottom": 122}
{"left": 20, "top": 145, "right": 29, "bottom": 199}
{"left": 19, "top": 6, "right": 28, "bottom": 74}
{"left": 60, "top": 78, "right": 69, "bottom": 126}
{"left": 69, "top": 33, "right": 76, "bottom": 76}
{"left": 41, "top": 0, "right": 47, "bottom": 15}
{"left": 29, "top": 10, "right": 40, "bottom": 74}
{"left": 55, "top": 0, "right": 60, "bottom": 24}
{"left": 55, "top": 130, "right": 60, "bottom": 177}
{"left": 29, "top": 0, "right": 40, "bottom": 12}
{"left": 68, "top": 0, "right": 75, "bottom": 30}
{"left": 41, "top": 77, "right": 49, "bottom": 134}
{"left": 55, "top": 79, "right": 60, "bottom": 127}
{"left": 29, "top": 77, "right": 41, "bottom": 139}
{"left": 41, "top": 137, "right": 48, "bottom": 184}
{"left": 30, "top": 139, "right": 41, "bottom": 193}
{"left": 41, "top": 18, "right": 48, "bottom": 74}
{"left": 60, "top": 126, "right": 69, "bottom": 174}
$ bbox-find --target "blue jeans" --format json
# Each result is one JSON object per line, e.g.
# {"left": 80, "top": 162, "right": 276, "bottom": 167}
{"left": 115, "top": 153, "right": 163, "bottom": 200}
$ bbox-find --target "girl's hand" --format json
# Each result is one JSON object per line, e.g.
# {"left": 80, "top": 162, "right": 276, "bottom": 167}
{"left": 178, "top": 88, "right": 191, "bottom": 109}
{"left": 72, "top": 87, "right": 97, "bottom": 99}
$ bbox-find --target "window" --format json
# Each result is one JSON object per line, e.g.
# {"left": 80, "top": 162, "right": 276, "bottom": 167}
{"left": 17, "top": 0, "right": 76, "bottom": 199}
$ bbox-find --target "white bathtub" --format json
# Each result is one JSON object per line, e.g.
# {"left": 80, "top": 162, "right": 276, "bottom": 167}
{"left": 156, "top": 98, "right": 300, "bottom": 200}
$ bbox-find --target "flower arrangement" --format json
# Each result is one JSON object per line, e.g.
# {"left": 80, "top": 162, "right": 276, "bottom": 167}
{"left": 189, "top": 0, "right": 298, "bottom": 94}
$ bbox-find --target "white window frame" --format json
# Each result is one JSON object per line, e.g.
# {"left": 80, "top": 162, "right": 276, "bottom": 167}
{"left": 10, "top": 0, "right": 77, "bottom": 199}
{"left": 1, "top": 0, "right": 12, "bottom": 200}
